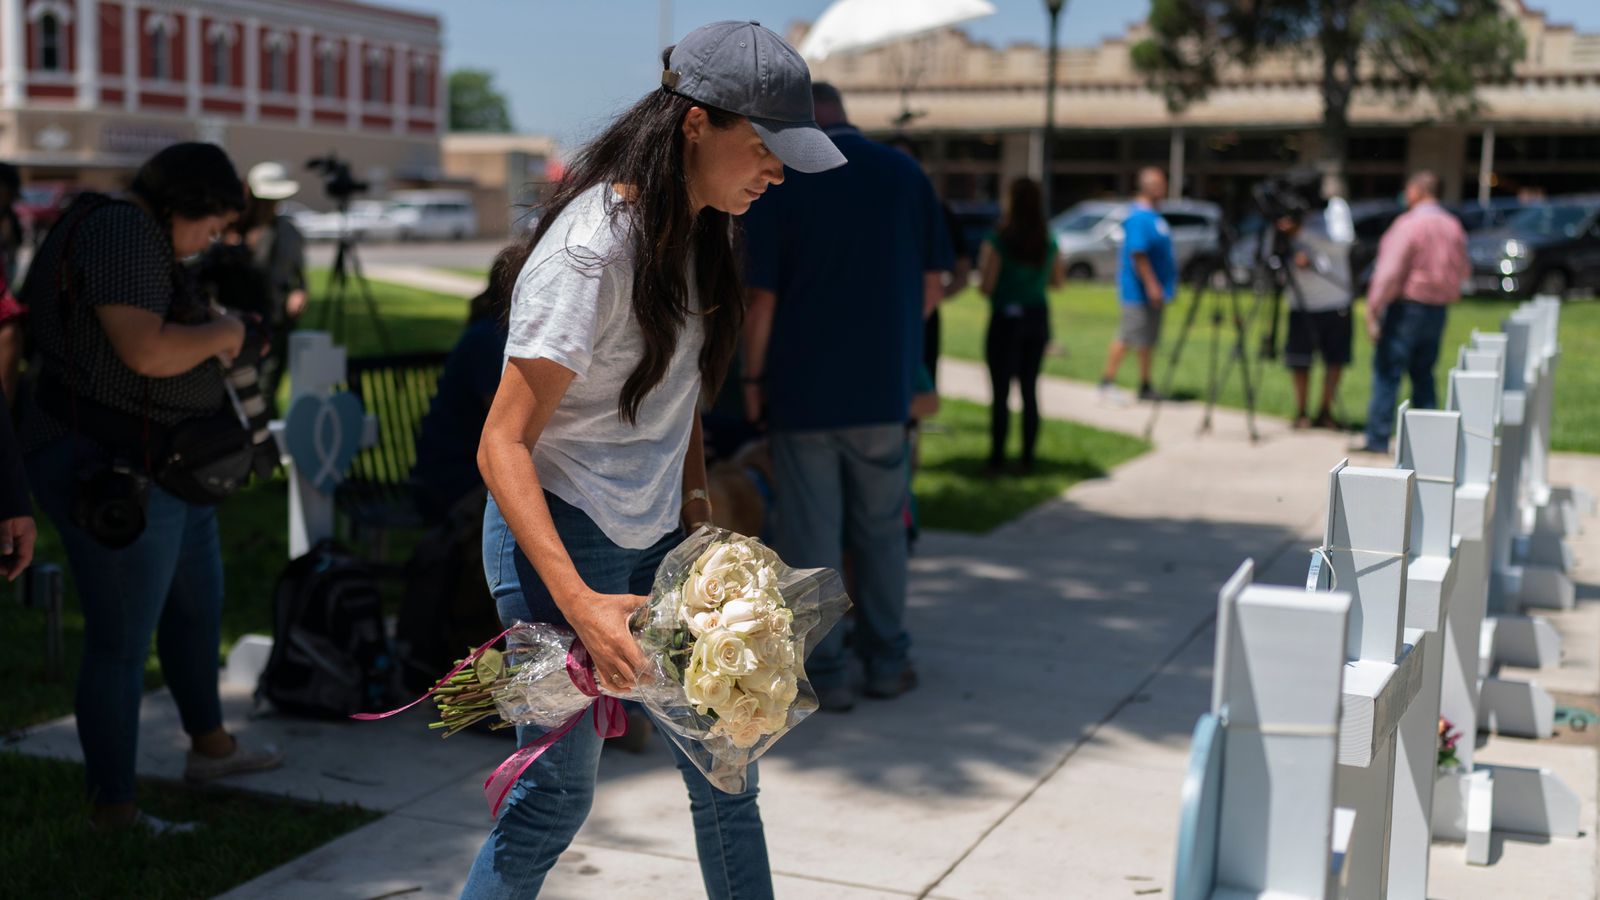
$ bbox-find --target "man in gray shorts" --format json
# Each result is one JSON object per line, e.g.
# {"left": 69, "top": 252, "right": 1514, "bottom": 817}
{"left": 1119, "top": 302, "right": 1163, "bottom": 349}
{"left": 1099, "top": 168, "right": 1177, "bottom": 402}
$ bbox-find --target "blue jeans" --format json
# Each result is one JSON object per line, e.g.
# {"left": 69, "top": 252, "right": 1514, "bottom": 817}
{"left": 26, "top": 435, "right": 226, "bottom": 807}
{"left": 769, "top": 425, "right": 911, "bottom": 690}
{"left": 1364, "top": 301, "right": 1449, "bottom": 450}
{"left": 462, "top": 491, "right": 772, "bottom": 900}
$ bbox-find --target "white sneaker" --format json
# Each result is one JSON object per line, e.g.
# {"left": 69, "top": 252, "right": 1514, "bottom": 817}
{"left": 184, "top": 738, "right": 284, "bottom": 783}
{"left": 92, "top": 810, "right": 199, "bottom": 835}
{"left": 1098, "top": 383, "right": 1132, "bottom": 407}
{"left": 134, "top": 811, "right": 200, "bottom": 835}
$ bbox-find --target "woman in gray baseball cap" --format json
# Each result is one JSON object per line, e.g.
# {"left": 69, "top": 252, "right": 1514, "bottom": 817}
{"left": 464, "top": 21, "right": 840, "bottom": 900}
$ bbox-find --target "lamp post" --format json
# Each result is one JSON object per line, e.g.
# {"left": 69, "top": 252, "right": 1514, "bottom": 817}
{"left": 1042, "top": 0, "right": 1067, "bottom": 216}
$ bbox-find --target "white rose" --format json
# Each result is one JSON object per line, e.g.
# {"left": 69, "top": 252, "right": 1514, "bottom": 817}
{"left": 685, "top": 671, "right": 734, "bottom": 714}
{"left": 763, "top": 605, "right": 794, "bottom": 637}
{"left": 742, "top": 666, "right": 798, "bottom": 705}
{"left": 724, "top": 719, "right": 766, "bottom": 749}
{"left": 684, "top": 609, "right": 721, "bottom": 637}
{"left": 701, "top": 628, "right": 758, "bottom": 677}
{"left": 720, "top": 690, "right": 762, "bottom": 727}
{"left": 755, "top": 691, "right": 791, "bottom": 731}
{"left": 696, "top": 542, "right": 738, "bottom": 573}
{"left": 683, "top": 573, "right": 727, "bottom": 612}
{"left": 749, "top": 634, "right": 784, "bottom": 667}
{"left": 718, "top": 598, "right": 775, "bottom": 636}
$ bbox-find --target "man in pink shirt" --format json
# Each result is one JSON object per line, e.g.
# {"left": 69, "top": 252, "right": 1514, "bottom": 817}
{"left": 1356, "top": 170, "right": 1470, "bottom": 453}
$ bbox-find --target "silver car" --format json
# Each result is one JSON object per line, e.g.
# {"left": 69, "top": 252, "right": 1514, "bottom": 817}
{"left": 1050, "top": 199, "right": 1222, "bottom": 281}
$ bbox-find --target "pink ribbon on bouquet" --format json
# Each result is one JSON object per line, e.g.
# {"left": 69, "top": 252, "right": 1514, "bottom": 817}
{"left": 348, "top": 628, "right": 627, "bottom": 818}
{"left": 481, "top": 640, "right": 626, "bottom": 817}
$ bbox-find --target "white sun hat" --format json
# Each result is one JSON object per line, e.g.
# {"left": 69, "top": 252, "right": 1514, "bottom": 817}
{"left": 246, "top": 162, "right": 301, "bottom": 200}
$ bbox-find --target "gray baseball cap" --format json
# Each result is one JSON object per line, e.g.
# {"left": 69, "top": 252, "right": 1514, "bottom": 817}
{"left": 663, "top": 21, "right": 846, "bottom": 174}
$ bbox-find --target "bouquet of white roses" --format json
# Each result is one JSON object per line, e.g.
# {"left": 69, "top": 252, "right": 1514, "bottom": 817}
{"left": 406, "top": 527, "right": 849, "bottom": 803}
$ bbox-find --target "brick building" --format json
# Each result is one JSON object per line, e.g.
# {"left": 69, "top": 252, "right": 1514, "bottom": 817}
{"left": 0, "top": 0, "right": 443, "bottom": 198}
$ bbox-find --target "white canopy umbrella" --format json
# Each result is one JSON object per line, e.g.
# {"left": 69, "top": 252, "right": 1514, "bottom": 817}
{"left": 798, "top": 0, "right": 997, "bottom": 61}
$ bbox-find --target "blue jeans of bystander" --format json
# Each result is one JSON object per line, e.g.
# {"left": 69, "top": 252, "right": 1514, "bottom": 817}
{"left": 1364, "top": 301, "right": 1450, "bottom": 451}
{"left": 769, "top": 424, "right": 911, "bottom": 691}
{"left": 26, "top": 435, "right": 226, "bottom": 807}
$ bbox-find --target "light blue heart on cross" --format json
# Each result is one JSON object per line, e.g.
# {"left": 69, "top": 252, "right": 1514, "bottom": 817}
{"left": 285, "top": 391, "right": 365, "bottom": 495}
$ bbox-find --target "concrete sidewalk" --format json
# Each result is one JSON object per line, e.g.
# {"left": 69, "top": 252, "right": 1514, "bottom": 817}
{"left": 12, "top": 301, "right": 1598, "bottom": 897}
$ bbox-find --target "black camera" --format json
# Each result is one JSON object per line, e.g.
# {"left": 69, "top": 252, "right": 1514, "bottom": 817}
{"left": 1252, "top": 170, "right": 1322, "bottom": 224}
{"left": 306, "top": 153, "right": 368, "bottom": 204}
{"left": 72, "top": 460, "right": 151, "bottom": 549}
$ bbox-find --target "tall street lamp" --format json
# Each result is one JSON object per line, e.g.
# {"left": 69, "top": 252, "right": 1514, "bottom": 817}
{"left": 1042, "top": 0, "right": 1067, "bottom": 216}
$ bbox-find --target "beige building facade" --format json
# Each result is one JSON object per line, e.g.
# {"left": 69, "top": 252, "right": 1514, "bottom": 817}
{"left": 440, "top": 132, "right": 557, "bottom": 238}
{"left": 801, "top": 1, "right": 1600, "bottom": 215}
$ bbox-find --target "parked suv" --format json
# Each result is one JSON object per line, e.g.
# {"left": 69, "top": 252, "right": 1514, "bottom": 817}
{"left": 1049, "top": 199, "right": 1221, "bottom": 281}
{"left": 1466, "top": 200, "right": 1600, "bottom": 299}
{"left": 385, "top": 191, "right": 477, "bottom": 241}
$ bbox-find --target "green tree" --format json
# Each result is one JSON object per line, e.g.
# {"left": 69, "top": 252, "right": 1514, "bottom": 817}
{"left": 449, "top": 69, "right": 513, "bottom": 132}
{"left": 1131, "top": 0, "right": 1524, "bottom": 196}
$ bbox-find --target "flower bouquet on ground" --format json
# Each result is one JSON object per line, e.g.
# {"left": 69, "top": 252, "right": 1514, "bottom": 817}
{"left": 361, "top": 527, "right": 849, "bottom": 811}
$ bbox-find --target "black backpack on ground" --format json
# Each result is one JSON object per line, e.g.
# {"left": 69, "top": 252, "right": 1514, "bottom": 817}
{"left": 258, "top": 539, "right": 397, "bottom": 718}
{"left": 394, "top": 487, "right": 502, "bottom": 693}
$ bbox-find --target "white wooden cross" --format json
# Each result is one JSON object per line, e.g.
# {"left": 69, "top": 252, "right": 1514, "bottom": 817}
{"left": 1483, "top": 318, "right": 1530, "bottom": 615}
{"left": 1314, "top": 462, "right": 1417, "bottom": 899}
{"left": 1173, "top": 560, "right": 1354, "bottom": 899}
{"left": 1526, "top": 296, "right": 1596, "bottom": 537}
{"left": 275, "top": 331, "right": 347, "bottom": 558}
{"left": 1388, "top": 403, "right": 1462, "bottom": 897}
{"left": 1459, "top": 326, "right": 1567, "bottom": 741}
{"left": 1509, "top": 301, "right": 1577, "bottom": 611}
{"left": 1432, "top": 360, "right": 1503, "bottom": 864}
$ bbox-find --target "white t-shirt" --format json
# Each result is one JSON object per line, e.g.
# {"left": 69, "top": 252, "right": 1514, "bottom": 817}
{"left": 504, "top": 183, "right": 704, "bottom": 549}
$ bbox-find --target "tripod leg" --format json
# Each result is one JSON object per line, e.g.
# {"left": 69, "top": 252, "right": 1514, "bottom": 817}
{"left": 345, "top": 242, "right": 394, "bottom": 354}
{"left": 1143, "top": 269, "right": 1210, "bottom": 440}
{"left": 319, "top": 240, "right": 348, "bottom": 335}
{"left": 1234, "top": 289, "right": 1262, "bottom": 442}
{"left": 1200, "top": 284, "right": 1226, "bottom": 434}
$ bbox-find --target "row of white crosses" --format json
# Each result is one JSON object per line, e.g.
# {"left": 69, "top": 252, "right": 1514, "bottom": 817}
{"left": 1479, "top": 298, "right": 1591, "bottom": 740}
{"left": 1174, "top": 296, "right": 1588, "bottom": 899}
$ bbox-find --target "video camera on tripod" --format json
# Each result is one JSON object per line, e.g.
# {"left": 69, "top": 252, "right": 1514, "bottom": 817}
{"left": 305, "top": 153, "right": 368, "bottom": 210}
{"left": 1250, "top": 170, "right": 1322, "bottom": 227}
{"left": 1143, "top": 169, "right": 1338, "bottom": 442}
{"left": 303, "top": 152, "right": 390, "bottom": 350}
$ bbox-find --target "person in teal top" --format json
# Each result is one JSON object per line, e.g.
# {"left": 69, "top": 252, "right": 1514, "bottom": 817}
{"left": 978, "top": 177, "right": 1063, "bottom": 474}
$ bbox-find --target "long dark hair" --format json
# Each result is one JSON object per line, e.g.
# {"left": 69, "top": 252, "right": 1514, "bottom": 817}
{"left": 999, "top": 177, "right": 1048, "bottom": 267}
{"left": 498, "top": 59, "right": 744, "bottom": 426}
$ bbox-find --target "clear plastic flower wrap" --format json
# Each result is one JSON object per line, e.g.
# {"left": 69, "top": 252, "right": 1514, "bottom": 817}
{"left": 626, "top": 525, "right": 851, "bottom": 792}
{"left": 469, "top": 527, "right": 850, "bottom": 794}
{"left": 490, "top": 623, "right": 594, "bottom": 728}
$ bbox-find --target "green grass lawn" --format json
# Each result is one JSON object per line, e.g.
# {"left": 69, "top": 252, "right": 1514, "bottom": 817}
{"left": 914, "top": 398, "right": 1148, "bottom": 533}
{"left": 0, "top": 753, "right": 378, "bottom": 899}
{"left": 939, "top": 285, "right": 1600, "bottom": 454}
{"left": 302, "top": 265, "right": 474, "bottom": 356}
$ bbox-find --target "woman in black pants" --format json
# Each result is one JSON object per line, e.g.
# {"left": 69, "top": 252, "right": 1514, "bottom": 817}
{"left": 979, "top": 178, "right": 1063, "bottom": 474}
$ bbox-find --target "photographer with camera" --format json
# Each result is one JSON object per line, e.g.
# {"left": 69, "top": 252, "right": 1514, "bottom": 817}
{"left": 18, "top": 143, "right": 283, "bottom": 833}
{"left": 1274, "top": 195, "right": 1356, "bottom": 430}
{"left": 196, "top": 163, "right": 308, "bottom": 399}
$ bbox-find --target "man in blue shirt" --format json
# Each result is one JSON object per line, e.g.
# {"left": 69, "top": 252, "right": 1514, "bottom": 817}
{"left": 1099, "top": 167, "right": 1177, "bottom": 402}
{"left": 742, "top": 83, "right": 953, "bottom": 712}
